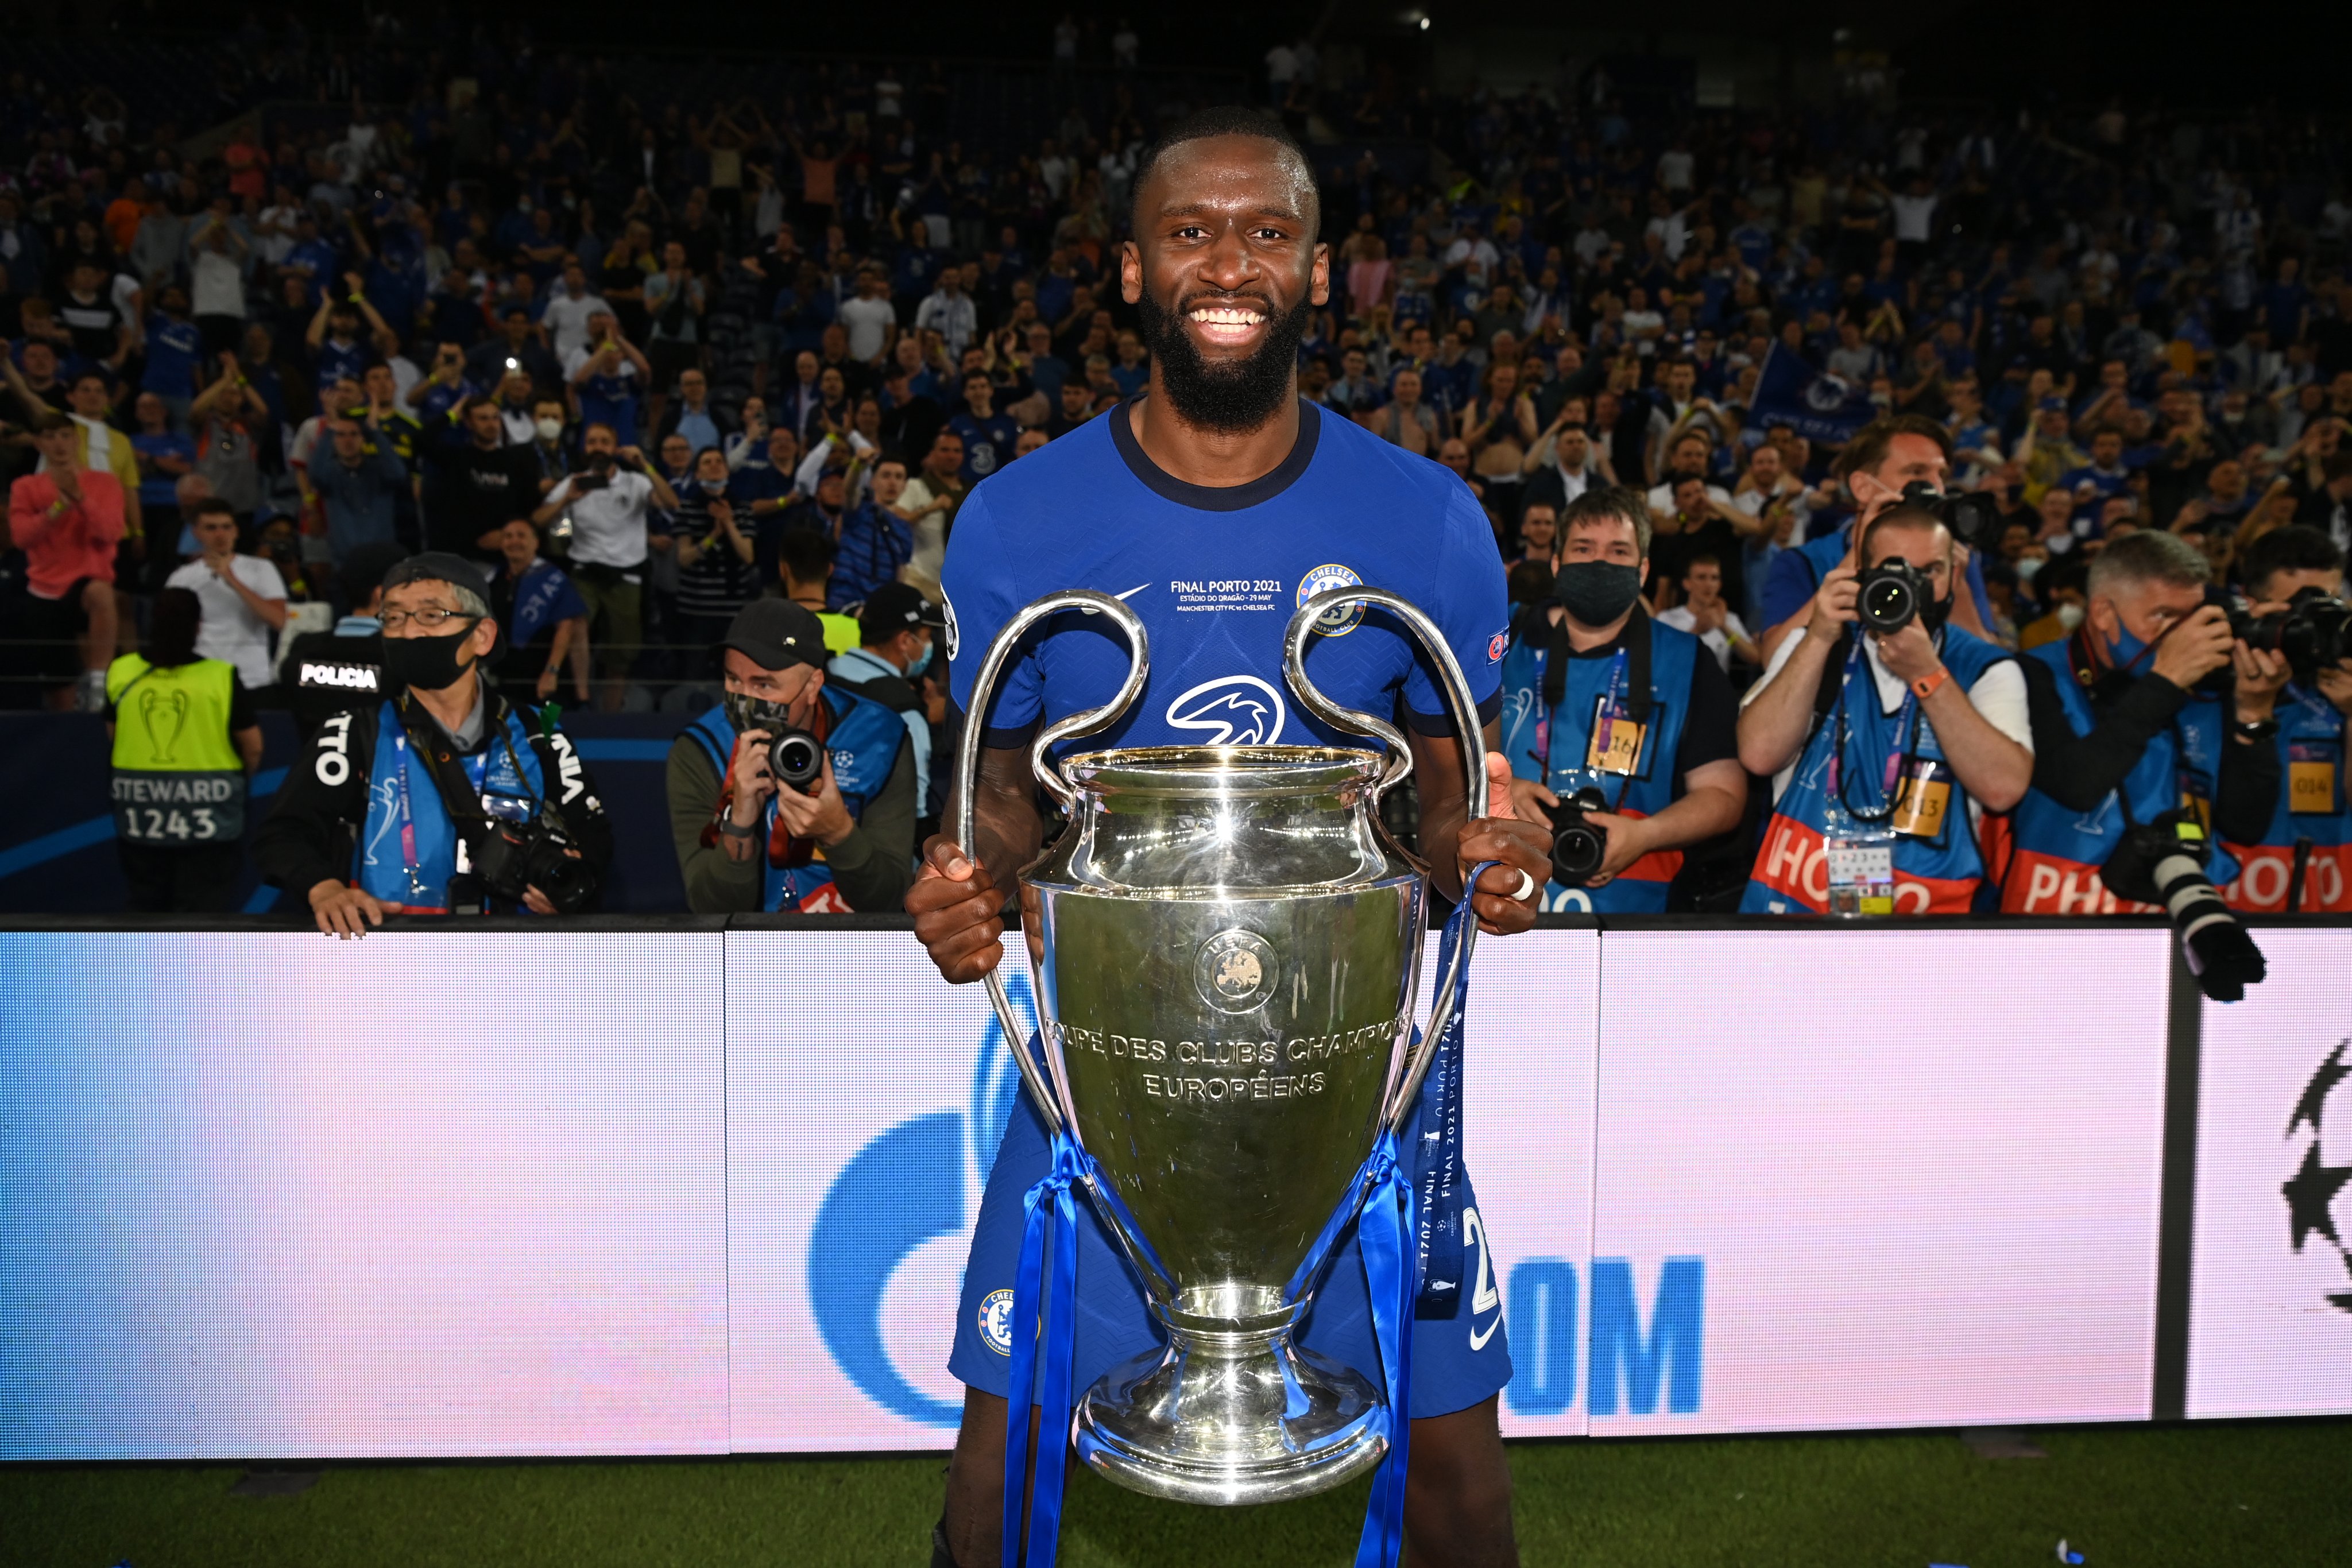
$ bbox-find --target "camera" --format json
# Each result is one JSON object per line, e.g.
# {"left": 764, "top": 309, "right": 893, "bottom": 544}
{"left": 2228, "top": 586, "right": 2352, "bottom": 685}
{"left": 2100, "top": 808, "right": 2265, "bottom": 1002}
{"left": 1898, "top": 481, "right": 2002, "bottom": 550}
{"left": 1546, "top": 786, "right": 1610, "bottom": 887}
{"left": 767, "top": 723, "right": 825, "bottom": 792}
{"left": 474, "top": 815, "right": 599, "bottom": 913}
{"left": 1856, "top": 559, "right": 1934, "bottom": 633}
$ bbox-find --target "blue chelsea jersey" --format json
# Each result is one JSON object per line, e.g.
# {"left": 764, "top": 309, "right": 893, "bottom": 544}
{"left": 944, "top": 400, "right": 1507, "bottom": 755}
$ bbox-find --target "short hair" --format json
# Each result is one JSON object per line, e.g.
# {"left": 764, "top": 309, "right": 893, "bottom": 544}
{"left": 147, "top": 587, "right": 203, "bottom": 668}
{"left": 2240, "top": 525, "right": 2345, "bottom": 598}
{"left": 582, "top": 420, "right": 617, "bottom": 442}
{"left": 1682, "top": 552, "right": 1722, "bottom": 575}
{"left": 776, "top": 529, "right": 836, "bottom": 584}
{"left": 69, "top": 369, "right": 111, "bottom": 393}
{"left": 2088, "top": 528, "right": 2211, "bottom": 598}
{"left": 191, "top": 496, "right": 238, "bottom": 524}
{"left": 1558, "top": 485, "right": 1653, "bottom": 556}
{"left": 1836, "top": 413, "right": 1952, "bottom": 482}
{"left": 1129, "top": 105, "right": 1317, "bottom": 239}
{"left": 442, "top": 574, "right": 493, "bottom": 620}
{"left": 459, "top": 394, "right": 500, "bottom": 421}
{"left": 1858, "top": 501, "right": 1952, "bottom": 564}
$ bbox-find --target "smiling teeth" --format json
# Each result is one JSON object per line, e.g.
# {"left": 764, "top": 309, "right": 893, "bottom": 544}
{"left": 1190, "top": 307, "right": 1264, "bottom": 326}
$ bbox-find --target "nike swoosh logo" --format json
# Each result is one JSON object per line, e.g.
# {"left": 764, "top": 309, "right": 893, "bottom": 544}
{"left": 1113, "top": 583, "right": 1151, "bottom": 600}
{"left": 1468, "top": 1313, "right": 1502, "bottom": 1351}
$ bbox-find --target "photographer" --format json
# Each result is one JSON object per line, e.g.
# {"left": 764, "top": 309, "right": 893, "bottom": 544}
{"left": 532, "top": 421, "right": 679, "bottom": 710}
{"left": 2216, "top": 526, "right": 2352, "bottom": 911}
{"left": 1998, "top": 530, "right": 2285, "bottom": 915}
{"left": 1496, "top": 487, "right": 1746, "bottom": 912}
{"left": 255, "top": 553, "right": 613, "bottom": 936}
{"left": 664, "top": 598, "right": 916, "bottom": 914}
{"left": 1738, "top": 501, "right": 2033, "bottom": 915}
{"left": 1756, "top": 415, "right": 1995, "bottom": 663}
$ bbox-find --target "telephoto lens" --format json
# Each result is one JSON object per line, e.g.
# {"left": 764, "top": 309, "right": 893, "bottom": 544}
{"left": 2100, "top": 810, "right": 2268, "bottom": 1002}
{"left": 1855, "top": 560, "right": 1929, "bottom": 633}
{"left": 1548, "top": 786, "right": 1611, "bottom": 886}
{"left": 768, "top": 725, "right": 825, "bottom": 792}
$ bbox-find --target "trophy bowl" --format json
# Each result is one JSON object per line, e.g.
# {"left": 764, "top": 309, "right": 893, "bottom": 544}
{"left": 955, "top": 587, "right": 1487, "bottom": 1508}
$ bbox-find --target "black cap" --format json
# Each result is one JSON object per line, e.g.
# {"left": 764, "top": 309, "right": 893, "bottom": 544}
{"left": 381, "top": 551, "right": 492, "bottom": 599}
{"left": 337, "top": 541, "right": 408, "bottom": 607}
{"left": 857, "top": 582, "right": 943, "bottom": 645}
{"left": 718, "top": 597, "right": 827, "bottom": 671}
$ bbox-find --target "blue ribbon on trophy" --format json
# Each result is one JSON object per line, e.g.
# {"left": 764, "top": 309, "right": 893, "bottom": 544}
{"left": 1000, "top": 1126, "right": 1084, "bottom": 1568}
{"left": 1412, "top": 913, "right": 1472, "bottom": 1319}
{"left": 1345, "top": 865, "right": 1487, "bottom": 1568}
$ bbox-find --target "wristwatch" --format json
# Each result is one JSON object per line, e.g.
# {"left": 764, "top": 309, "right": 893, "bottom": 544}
{"left": 1909, "top": 665, "right": 1951, "bottom": 701}
{"left": 719, "top": 815, "right": 759, "bottom": 839}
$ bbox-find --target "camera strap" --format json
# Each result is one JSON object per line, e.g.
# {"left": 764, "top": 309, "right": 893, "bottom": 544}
{"left": 2065, "top": 626, "right": 2212, "bottom": 833}
{"left": 1827, "top": 633, "right": 1924, "bottom": 825}
{"left": 1538, "top": 598, "right": 1652, "bottom": 718}
{"left": 1541, "top": 604, "right": 1651, "bottom": 812}
{"left": 394, "top": 688, "right": 548, "bottom": 858}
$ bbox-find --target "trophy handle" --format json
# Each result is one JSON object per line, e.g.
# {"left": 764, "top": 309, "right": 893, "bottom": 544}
{"left": 1282, "top": 586, "right": 1488, "bottom": 1133}
{"left": 953, "top": 589, "right": 1152, "bottom": 1134}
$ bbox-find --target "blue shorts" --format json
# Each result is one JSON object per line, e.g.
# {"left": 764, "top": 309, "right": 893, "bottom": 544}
{"left": 949, "top": 1090, "right": 1512, "bottom": 1419}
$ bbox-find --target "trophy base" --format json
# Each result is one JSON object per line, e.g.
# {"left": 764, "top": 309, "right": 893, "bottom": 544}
{"left": 1071, "top": 1326, "right": 1388, "bottom": 1506}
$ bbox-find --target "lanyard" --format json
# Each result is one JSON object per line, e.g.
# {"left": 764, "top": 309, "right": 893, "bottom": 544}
{"left": 1828, "top": 635, "right": 1921, "bottom": 823}
{"left": 1545, "top": 646, "right": 1636, "bottom": 814}
{"left": 1592, "top": 647, "right": 1629, "bottom": 760}
{"left": 389, "top": 731, "right": 431, "bottom": 900}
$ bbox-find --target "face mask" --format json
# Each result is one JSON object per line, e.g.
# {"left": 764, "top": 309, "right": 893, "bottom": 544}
{"left": 1553, "top": 560, "right": 1645, "bottom": 628}
{"left": 2014, "top": 555, "right": 2044, "bottom": 583}
{"left": 2105, "top": 617, "right": 2154, "bottom": 672}
{"left": 535, "top": 416, "right": 564, "bottom": 442}
{"left": 725, "top": 691, "right": 796, "bottom": 736}
{"left": 2056, "top": 602, "right": 2086, "bottom": 631}
{"left": 906, "top": 639, "right": 935, "bottom": 679}
{"left": 382, "top": 624, "right": 478, "bottom": 692}
{"left": 699, "top": 478, "right": 728, "bottom": 495}
{"left": 1920, "top": 590, "right": 1956, "bottom": 634}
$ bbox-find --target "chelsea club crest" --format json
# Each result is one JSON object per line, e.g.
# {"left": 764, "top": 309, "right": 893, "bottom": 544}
{"left": 1296, "top": 563, "right": 1365, "bottom": 636}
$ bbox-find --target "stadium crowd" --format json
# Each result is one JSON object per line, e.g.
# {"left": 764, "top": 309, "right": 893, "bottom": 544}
{"left": 3, "top": 17, "right": 2349, "bottom": 923}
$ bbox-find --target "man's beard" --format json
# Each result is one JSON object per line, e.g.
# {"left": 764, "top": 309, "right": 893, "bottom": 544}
{"left": 1135, "top": 288, "right": 1312, "bottom": 435}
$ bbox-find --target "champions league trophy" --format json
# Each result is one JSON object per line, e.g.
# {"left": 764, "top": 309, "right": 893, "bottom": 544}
{"left": 954, "top": 586, "right": 1487, "bottom": 1510}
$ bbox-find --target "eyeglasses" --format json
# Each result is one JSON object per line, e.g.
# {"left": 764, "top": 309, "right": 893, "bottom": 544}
{"left": 379, "top": 608, "right": 479, "bottom": 633}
